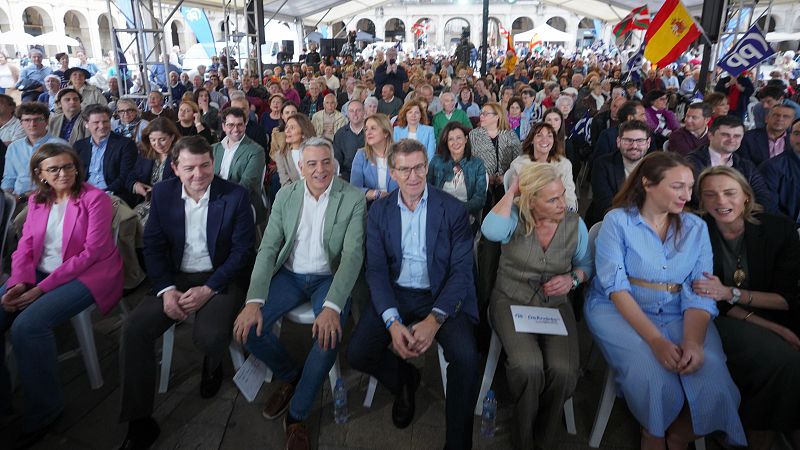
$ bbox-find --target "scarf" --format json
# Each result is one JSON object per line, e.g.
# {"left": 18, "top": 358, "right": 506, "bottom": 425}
{"left": 117, "top": 119, "right": 141, "bottom": 139}
{"left": 508, "top": 116, "right": 522, "bottom": 130}
{"left": 459, "top": 101, "right": 472, "bottom": 112}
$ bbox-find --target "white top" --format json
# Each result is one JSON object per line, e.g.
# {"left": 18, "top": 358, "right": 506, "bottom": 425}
{"left": 219, "top": 136, "right": 243, "bottom": 179}
{"left": 37, "top": 202, "right": 67, "bottom": 274}
{"left": 623, "top": 157, "right": 641, "bottom": 178}
{"left": 709, "top": 147, "right": 734, "bottom": 167}
{"left": 442, "top": 171, "right": 469, "bottom": 203}
{"left": 291, "top": 149, "right": 302, "bottom": 178}
{"left": 376, "top": 156, "right": 388, "bottom": 191}
{"left": 180, "top": 185, "right": 214, "bottom": 273}
{"left": 285, "top": 180, "right": 332, "bottom": 276}
{"left": 508, "top": 154, "right": 578, "bottom": 212}
{"left": 0, "top": 64, "right": 14, "bottom": 89}
{"left": 408, "top": 131, "right": 417, "bottom": 140}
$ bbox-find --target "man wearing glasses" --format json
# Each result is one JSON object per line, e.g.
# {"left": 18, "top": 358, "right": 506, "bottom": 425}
{"left": 3, "top": 102, "right": 66, "bottom": 203}
{"left": 347, "top": 139, "right": 480, "bottom": 450}
{"left": 586, "top": 120, "right": 650, "bottom": 227}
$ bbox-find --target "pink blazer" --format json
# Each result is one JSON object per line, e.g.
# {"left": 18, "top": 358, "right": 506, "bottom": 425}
{"left": 8, "top": 183, "right": 124, "bottom": 314}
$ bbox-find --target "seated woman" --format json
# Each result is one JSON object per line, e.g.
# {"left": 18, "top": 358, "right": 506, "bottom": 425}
{"left": 469, "top": 101, "right": 522, "bottom": 212}
{"left": 693, "top": 166, "right": 800, "bottom": 450}
{"left": 126, "top": 117, "right": 178, "bottom": 225}
{"left": 585, "top": 152, "right": 746, "bottom": 449}
{"left": 112, "top": 98, "right": 149, "bottom": 143}
{"left": 457, "top": 86, "right": 481, "bottom": 120}
{"left": 311, "top": 93, "right": 347, "bottom": 141}
{"left": 508, "top": 122, "right": 578, "bottom": 211}
{"left": 428, "top": 121, "right": 486, "bottom": 220}
{"left": 481, "top": 162, "right": 591, "bottom": 449}
{"left": 393, "top": 99, "right": 436, "bottom": 161}
{"left": 175, "top": 100, "right": 216, "bottom": 144}
{"left": 193, "top": 88, "right": 220, "bottom": 136}
{"left": 273, "top": 113, "right": 316, "bottom": 186}
{"left": 643, "top": 89, "right": 680, "bottom": 150}
{"left": 506, "top": 97, "right": 526, "bottom": 139}
{"left": 542, "top": 107, "right": 580, "bottom": 182}
{"left": 0, "top": 143, "right": 123, "bottom": 448}
{"left": 350, "top": 113, "right": 397, "bottom": 201}
{"left": 259, "top": 93, "right": 284, "bottom": 138}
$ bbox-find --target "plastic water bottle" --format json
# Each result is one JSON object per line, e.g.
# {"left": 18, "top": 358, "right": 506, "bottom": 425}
{"left": 480, "top": 390, "right": 497, "bottom": 438}
{"left": 334, "top": 378, "right": 348, "bottom": 424}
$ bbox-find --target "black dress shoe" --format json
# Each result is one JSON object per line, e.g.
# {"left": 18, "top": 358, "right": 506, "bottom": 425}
{"left": 200, "top": 356, "right": 223, "bottom": 399}
{"left": 119, "top": 417, "right": 160, "bottom": 450}
{"left": 392, "top": 366, "right": 421, "bottom": 429}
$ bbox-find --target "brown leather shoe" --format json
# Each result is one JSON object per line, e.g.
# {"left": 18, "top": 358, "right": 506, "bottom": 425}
{"left": 262, "top": 383, "right": 295, "bottom": 420}
{"left": 284, "top": 420, "right": 309, "bottom": 450}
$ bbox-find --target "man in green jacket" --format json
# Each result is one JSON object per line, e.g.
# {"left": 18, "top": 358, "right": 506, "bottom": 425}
{"left": 432, "top": 92, "right": 472, "bottom": 143}
{"left": 232, "top": 137, "right": 366, "bottom": 450}
{"left": 212, "top": 107, "right": 267, "bottom": 225}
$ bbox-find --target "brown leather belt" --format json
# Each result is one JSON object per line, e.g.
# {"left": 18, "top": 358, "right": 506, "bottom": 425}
{"left": 628, "top": 277, "right": 682, "bottom": 293}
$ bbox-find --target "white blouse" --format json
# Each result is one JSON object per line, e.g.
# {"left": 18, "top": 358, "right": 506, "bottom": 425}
{"left": 37, "top": 202, "right": 67, "bottom": 274}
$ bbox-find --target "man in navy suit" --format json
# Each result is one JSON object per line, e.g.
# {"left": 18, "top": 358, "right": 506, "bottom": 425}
{"left": 118, "top": 136, "right": 256, "bottom": 449}
{"left": 347, "top": 139, "right": 479, "bottom": 450}
{"left": 739, "top": 103, "right": 794, "bottom": 167}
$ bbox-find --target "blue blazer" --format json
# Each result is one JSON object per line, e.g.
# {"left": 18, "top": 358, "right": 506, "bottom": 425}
{"left": 365, "top": 185, "right": 478, "bottom": 322}
{"left": 739, "top": 127, "right": 791, "bottom": 167}
{"left": 126, "top": 155, "right": 177, "bottom": 205}
{"left": 143, "top": 176, "right": 256, "bottom": 293}
{"left": 349, "top": 149, "right": 399, "bottom": 194}
{"left": 75, "top": 132, "right": 138, "bottom": 206}
{"left": 393, "top": 124, "right": 436, "bottom": 161}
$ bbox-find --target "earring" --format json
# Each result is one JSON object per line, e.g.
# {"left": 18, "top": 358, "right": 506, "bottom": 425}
{"left": 40, "top": 179, "right": 47, "bottom": 184}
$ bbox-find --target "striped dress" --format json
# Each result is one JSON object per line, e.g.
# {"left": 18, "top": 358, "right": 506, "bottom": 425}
{"left": 584, "top": 208, "right": 746, "bottom": 446}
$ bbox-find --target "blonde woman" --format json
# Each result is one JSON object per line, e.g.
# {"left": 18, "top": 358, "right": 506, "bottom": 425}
{"left": 349, "top": 113, "right": 397, "bottom": 201}
{"left": 481, "top": 162, "right": 591, "bottom": 449}
{"left": 469, "top": 101, "right": 521, "bottom": 207}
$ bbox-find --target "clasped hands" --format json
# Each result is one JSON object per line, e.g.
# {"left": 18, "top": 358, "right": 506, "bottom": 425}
{"left": 648, "top": 336, "right": 704, "bottom": 375}
{"left": 389, "top": 314, "right": 441, "bottom": 360}
{"left": 1, "top": 283, "right": 44, "bottom": 312}
{"left": 162, "top": 286, "right": 216, "bottom": 321}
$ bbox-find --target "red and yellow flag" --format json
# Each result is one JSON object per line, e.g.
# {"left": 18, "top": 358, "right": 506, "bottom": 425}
{"left": 643, "top": 0, "right": 700, "bottom": 67}
{"left": 504, "top": 33, "right": 517, "bottom": 73}
{"left": 529, "top": 33, "right": 542, "bottom": 52}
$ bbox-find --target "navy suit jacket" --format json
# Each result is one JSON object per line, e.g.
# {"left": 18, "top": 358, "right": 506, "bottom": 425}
{"left": 125, "top": 155, "right": 177, "bottom": 205}
{"left": 75, "top": 132, "right": 137, "bottom": 206}
{"left": 586, "top": 151, "right": 625, "bottom": 227}
{"left": 686, "top": 145, "right": 778, "bottom": 213}
{"left": 143, "top": 176, "right": 256, "bottom": 293}
{"left": 739, "top": 127, "right": 791, "bottom": 167}
{"left": 365, "top": 185, "right": 478, "bottom": 323}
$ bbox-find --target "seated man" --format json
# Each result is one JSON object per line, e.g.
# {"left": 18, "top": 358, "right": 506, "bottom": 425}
{"left": 760, "top": 118, "right": 800, "bottom": 226}
{"left": 667, "top": 102, "right": 710, "bottom": 156}
{"left": 118, "top": 136, "right": 256, "bottom": 449}
{"left": 47, "top": 88, "right": 87, "bottom": 146}
{"left": 593, "top": 100, "right": 655, "bottom": 162}
{"left": 586, "top": 120, "right": 650, "bottom": 227}
{"left": 739, "top": 103, "right": 794, "bottom": 167}
{"left": 212, "top": 107, "right": 267, "bottom": 225}
{"left": 332, "top": 100, "right": 365, "bottom": 181}
{"left": 233, "top": 137, "right": 365, "bottom": 450}
{"left": 141, "top": 91, "right": 178, "bottom": 122}
{"left": 751, "top": 84, "right": 800, "bottom": 129}
{"left": 686, "top": 114, "right": 777, "bottom": 212}
{"left": 346, "top": 139, "right": 479, "bottom": 450}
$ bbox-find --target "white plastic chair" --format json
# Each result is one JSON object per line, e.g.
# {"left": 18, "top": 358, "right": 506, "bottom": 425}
{"left": 362, "top": 343, "right": 448, "bottom": 408}
{"left": 56, "top": 304, "right": 104, "bottom": 389}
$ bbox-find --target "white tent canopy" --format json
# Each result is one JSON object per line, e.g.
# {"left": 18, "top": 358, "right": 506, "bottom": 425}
{"left": 514, "top": 24, "right": 573, "bottom": 43}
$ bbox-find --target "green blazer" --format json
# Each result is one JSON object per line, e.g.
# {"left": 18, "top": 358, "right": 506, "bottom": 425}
{"left": 213, "top": 135, "right": 267, "bottom": 224}
{"left": 432, "top": 109, "right": 472, "bottom": 143}
{"left": 246, "top": 177, "right": 366, "bottom": 311}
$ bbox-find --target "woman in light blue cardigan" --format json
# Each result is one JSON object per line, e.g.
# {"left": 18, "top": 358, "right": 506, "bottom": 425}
{"left": 350, "top": 114, "right": 398, "bottom": 202}
{"left": 392, "top": 99, "right": 436, "bottom": 161}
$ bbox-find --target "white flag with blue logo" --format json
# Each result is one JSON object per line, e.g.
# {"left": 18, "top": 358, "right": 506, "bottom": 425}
{"left": 718, "top": 25, "right": 775, "bottom": 78}
{"left": 569, "top": 111, "right": 593, "bottom": 146}
{"left": 624, "top": 45, "right": 645, "bottom": 83}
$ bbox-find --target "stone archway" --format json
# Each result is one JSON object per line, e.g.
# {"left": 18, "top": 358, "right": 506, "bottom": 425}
{"left": 486, "top": 17, "right": 503, "bottom": 48}
{"left": 23, "top": 6, "right": 53, "bottom": 37}
{"left": 64, "top": 10, "right": 91, "bottom": 55}
{"left": 444, "top": 17, "right": 470, "bottom": 50}
{"left": 171, "top": 20, "right": 186, "bottom": 51}
{"left": 757, "top": 14, "right": 777, "bottom": 33}
{"left": 547, "top": 16, "right": 567, "bottom": 32}
{"left": 357, "top": 18, "right": 376, "bottom": 37}
{"left": 512, "top": 17, "right": 534, "bottom": 35}
{"left": 385, "top": 18, "right": 405, "bottom": 42}
{"left": 98, "top": 14, "right": 114, "bottom": 59}
{"left": 577, "top": 17, "right": 595, "bottom": 49}
{"left": 0, "top": 8, "right": 11, "bottom": 56}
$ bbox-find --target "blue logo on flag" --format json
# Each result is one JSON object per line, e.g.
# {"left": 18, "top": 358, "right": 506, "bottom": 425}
{"left": 569, "top": 111, "right": 593, "bottom": 146}
{"left": 717, "top": 25, "right": 775, "bottom": 77}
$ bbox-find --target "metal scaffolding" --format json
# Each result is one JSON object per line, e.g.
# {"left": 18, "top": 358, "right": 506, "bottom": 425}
{"left": 222, "top": 0, "right": 262, "bottom": 78}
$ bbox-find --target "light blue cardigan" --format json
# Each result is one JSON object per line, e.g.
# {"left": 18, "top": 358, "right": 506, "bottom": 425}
{"left": 349, "top": 149, "right": 400, "bottom": 194}
{"left": 393, "top": 124, "right": 436, "bottom": 161}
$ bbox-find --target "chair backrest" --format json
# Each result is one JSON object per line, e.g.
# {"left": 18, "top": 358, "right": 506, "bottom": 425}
{"left": 587, "top": 221, "right": 603, "bottom": 277}
{"left": 503, "top": 169, "right": 515, "bottom": 192}
{"left": 0, "top": 192, "right": 17, "bottom": 274}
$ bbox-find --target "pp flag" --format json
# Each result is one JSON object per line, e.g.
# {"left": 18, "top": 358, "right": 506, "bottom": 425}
{"left": 569, "top": 111, "right": 593, "bottom": 146}
{"left": 181, "top": 7, "right": 216, "bottom": 58}
{"left": 717, "top": 24, "right": 775, "bottom": 78}
{"left": 624, "top": 45, "right": 645, "bottom": 83}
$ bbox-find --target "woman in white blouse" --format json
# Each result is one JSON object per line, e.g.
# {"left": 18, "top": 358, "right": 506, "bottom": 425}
{"left": 349, "top": 113, "right": 398, "bottom": 202}
{"left": 274, "top": 113, "right": 316, "bottom": 186}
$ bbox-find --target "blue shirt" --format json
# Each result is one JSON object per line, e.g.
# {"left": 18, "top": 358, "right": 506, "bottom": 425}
{"left": 2, "top": 134, "right": 67, "bottom": 194}
{"left": 20, "top": 64, "right": 52, "bottom": 84}
{"left": 88, "top": 136, "right": 109, "bottom": 190}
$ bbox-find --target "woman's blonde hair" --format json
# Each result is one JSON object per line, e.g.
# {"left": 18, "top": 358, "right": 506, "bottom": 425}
{"left": 482, "top": 102, "right": 510, "bottom": 131}
{"left": 363, "top": 114, "right": 393, "bottom": 162}
{"left": 697, "top": 165, "right": 763, "bottom": 224}
{"left": 515, "top": 162, "right": 561, "bottom": 236}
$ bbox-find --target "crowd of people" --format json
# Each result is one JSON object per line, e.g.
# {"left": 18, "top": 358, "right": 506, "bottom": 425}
{"left": 0, "top": 40, "right": 798, "bottom": 450}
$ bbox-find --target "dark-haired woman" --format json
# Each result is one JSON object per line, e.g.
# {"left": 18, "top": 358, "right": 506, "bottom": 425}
{"left": 643, "top": 89, "right": 680, "bottom": 149}
{"left": 693, "top": 166, "right": 800, "bottom": 450}
{"left": 585, "top": 152, "right": 746, "bottom": 449}
{"left": 127, "top": 117, "right": 179, "bottom": 225}
{"left": 0, "top": 144, "right": 123, "bottom": 447}
{"left": 428, "top": 122, "right": 487, "bottom": 220}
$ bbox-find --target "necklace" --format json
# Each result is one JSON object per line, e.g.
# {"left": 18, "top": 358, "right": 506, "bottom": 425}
{"left": 722, "top": 234, "right": 747, "bottom": 287}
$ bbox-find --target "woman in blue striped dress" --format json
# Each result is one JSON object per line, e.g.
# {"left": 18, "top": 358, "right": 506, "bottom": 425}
{"left": 584, "top": 152, "right": 746, "bottom": 449}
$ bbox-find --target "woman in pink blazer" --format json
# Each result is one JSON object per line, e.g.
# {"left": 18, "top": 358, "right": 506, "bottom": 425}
{"left": 0, "top": 143, "right": 123, "bottom": 447}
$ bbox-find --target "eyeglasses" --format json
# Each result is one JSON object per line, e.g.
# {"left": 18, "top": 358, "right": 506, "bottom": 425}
{"left": 393, "top": 163, "right": 427, "bottom": 179}
{"left": 41, "top": 163, "right": 76, "bottom": 175}
{"left": 620, "top": 137, "right": 649, "bottom": 146}
{"left": 21, "top": 117, "right": 46, "bottom": 124}
{"left": 479, "top": 111, "right": 497, "bottom": 116}
{"left": 117, "top": 109, "right": 137, "bottom": 114}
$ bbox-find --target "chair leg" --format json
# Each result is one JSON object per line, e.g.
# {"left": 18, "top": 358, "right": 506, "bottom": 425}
{"left": 70, "top": 307, "right": 103, "bottom": 389}
{"left": 363, "top": 376, "right": 378, "bottom": 407}
{"left": 158, "top": 325, "right": 176, "bottom": 394}
{"left": 229, "top": 341, "right": 245, "bottom": 371}
{"left": 437, "top": 343, "right": 448, "bottom": 397}
{"left": 474, "top": 330, "right": 502, "bottom": 415}
{"left": 588, "top": 367, "right": 618, "bottom": 448}
{"left": 264, "top": 320, "right": 281, "bottom": 383}
{"left": 328, "top": 357, "right": 341, "bottom": 395}
{"left": 564, "top": 397, "right": 577, "bottom": 435}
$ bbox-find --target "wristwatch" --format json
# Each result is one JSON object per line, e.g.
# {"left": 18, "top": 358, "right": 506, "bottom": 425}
{"left": 728, "top": 287, "right": 741, "bottom": 305}
{"left": 570, "top": 271, "right": 580, "bottom": 291}
{"left": 431, "top": 310, "right": 448, "bottom": 325}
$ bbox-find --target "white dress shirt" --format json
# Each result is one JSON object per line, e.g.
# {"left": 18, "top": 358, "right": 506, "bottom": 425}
{"left": 37, "top": 202, "right": 67, "bottom": 274}
{"left": 180, "top": 185, "right": 214, "bottom": 273}
{"left": 708, "top": 147, "right": 734, "bottom": 167}
{"left": 219, "top": 136, "right": 244, "bottom": 179}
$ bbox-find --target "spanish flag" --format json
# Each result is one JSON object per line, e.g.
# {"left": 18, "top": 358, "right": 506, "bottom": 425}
{"left": 643, "top": 0, "right": 700, "bottom": 67}
{"left": 504, "top": 33, "right": 517, "bottom": 73}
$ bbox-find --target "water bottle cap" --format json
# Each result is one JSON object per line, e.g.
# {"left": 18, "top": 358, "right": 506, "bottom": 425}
{"left": 487, "top": 390, "right": 495, "bottom": 399}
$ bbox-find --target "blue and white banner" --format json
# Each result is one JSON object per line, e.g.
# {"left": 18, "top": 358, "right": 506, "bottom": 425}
{"left": 181, "top": 7, "right": 216, "bottom": 58}
{"left": 569, "top": 111, "right": 593, "bottom": 146}
{"left": 624, "top": 44, "right": 645, "bottom": 83}
{"left": 717, "top": 24, "right": 775, "bottom": 78}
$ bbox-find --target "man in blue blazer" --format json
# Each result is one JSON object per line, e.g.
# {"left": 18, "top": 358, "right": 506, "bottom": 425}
{"left": 118, "top": 136, "right": 256, "bottom": 449}
{"left": 347, "top": 139, "right": 479, "bottom": 450}
{"left": 739, "top": 103, "right": 794, "bottom": 167}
